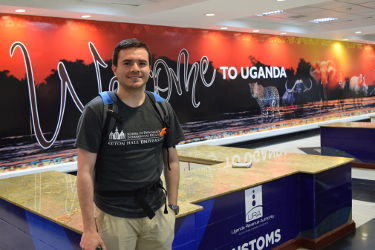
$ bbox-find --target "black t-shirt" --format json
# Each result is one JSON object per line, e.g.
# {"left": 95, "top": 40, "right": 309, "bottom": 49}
{"left": 76, "top": 93, "right": 185, "bottom": 218}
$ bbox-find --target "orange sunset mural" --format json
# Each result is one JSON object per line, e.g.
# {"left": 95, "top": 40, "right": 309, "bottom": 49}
{"left": 0, "top": 14, "right": 374, "bottom": 172}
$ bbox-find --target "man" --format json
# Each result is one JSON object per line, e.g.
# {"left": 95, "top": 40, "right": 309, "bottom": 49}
{"left": 76, "top": 38, "right": 185, "bottom": 250}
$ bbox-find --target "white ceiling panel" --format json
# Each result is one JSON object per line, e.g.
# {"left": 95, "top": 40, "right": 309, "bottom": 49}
{"left": 82, "top": 0, "right": 171, "bottom": 5}
{"left": 0, "top": 0, "right": 373, "bottom": 43}
{"left": 336, "top": 0, "right": 374, "bottom": 4}
{"left": 360, "top": 1, "right": 375, "bottom": 7}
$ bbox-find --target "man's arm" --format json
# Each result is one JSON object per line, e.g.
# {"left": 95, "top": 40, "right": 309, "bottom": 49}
{"left": 163, "top": 147, "right": 180, "bottom": 206}
{"left": 77, "top": 148, "right": 106, "bottom": 250}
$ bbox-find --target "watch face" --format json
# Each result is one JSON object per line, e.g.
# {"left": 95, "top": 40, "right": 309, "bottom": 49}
{"left": 169, "top": 204, "right": 179, "bottom": 215}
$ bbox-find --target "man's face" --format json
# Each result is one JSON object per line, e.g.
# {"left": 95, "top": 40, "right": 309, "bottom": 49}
{"left": 112, "top": 47, "right": 151, "bottom": 90}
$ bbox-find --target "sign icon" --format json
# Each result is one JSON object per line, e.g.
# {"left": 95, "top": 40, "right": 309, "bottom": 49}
{"left": 245, "top": 185, "right": 263, "bottom": 222}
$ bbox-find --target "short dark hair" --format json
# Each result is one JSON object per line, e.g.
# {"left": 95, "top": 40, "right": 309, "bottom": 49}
{"left": 112, "top": 38, "right": 153, "bottom": 67}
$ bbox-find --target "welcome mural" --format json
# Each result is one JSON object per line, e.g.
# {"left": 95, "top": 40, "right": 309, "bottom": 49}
{"left": 0, "top": 14, "right": 374, "bottom": 172}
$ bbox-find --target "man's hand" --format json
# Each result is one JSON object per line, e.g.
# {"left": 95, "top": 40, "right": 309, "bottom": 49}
{"left": 80, "top": 231, "right": 106, "bottom": 250}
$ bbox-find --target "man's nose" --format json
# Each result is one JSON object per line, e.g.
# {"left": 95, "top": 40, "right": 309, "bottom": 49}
{"left": 130, "top": 62, "right": 140, "bottom": 72}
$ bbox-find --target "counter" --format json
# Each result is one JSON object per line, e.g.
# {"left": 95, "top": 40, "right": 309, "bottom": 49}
{"left": 321, "top": 122, "right": 375, "bottom": 168}
{"left": 0, "top": 145, "right": 354, "bottom": 249}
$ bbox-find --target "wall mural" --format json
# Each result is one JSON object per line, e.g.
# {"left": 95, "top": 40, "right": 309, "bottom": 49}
{"left": 0, "top": 14, "right": 374, "bottom": 173}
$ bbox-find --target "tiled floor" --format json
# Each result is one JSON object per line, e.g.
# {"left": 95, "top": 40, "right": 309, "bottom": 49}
{"left": 232, "top": 129, "right": 375, "bottom": 249}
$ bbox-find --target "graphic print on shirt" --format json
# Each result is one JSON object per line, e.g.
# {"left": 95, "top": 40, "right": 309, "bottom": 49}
{"left": 108, "top": 127, "right": 164, "bottom": 146}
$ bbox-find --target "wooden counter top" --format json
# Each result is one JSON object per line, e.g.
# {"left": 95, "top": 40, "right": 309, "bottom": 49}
{"left": 0, "top": 171, "right": 82, "bottom": 233}
{"left": 320, "top": 122, "right": 375, "bottom": 129}
{"left": 0, "top": 145, "right": 353, "bottom": 234}
{"left": 177, "top": 145, "right": 352, "bottom": 174}
{"left": 0, "top": 171, "right": 203, "bottom": 233}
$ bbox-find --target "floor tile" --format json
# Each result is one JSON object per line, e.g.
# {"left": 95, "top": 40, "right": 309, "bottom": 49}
{"left": 352, "top": 178, "right": 375, "bottom": 203}
{"left": 352, "top": 168, "right": 375, "bottom": 181}
{"left": 352, "top": 200, "right": 375, "bottom": 228}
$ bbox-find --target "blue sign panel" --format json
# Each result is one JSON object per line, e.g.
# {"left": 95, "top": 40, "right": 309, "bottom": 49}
{"left": 321, "top": 126, "right": 375, "bottom": 163}
{"left": 0, "top": 199, "right": 81, "bottom": 250}
{"left": 173, "top": 164, "right": 352, "bottom": 250}
{"left": 192, "top": 175, "right": 300, "bottom": 250}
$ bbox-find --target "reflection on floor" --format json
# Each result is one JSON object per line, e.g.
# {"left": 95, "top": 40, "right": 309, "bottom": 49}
{"left": 230, "top": 128, "right": 375, "bottom": 249}
{"left": 352, "top": 179, "right": 375, "bottom": 203}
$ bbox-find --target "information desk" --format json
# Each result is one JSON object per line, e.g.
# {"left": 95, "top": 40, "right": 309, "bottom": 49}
{"left": 321, "top": 122, "right": 375, "bottom": 168}
{"left": 0, "top": 145, "right": 354, "bottom": 250}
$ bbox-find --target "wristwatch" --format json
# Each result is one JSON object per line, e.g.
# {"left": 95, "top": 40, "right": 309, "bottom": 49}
{"left": 168, "top": 204, "right": 179, "bottom": 215}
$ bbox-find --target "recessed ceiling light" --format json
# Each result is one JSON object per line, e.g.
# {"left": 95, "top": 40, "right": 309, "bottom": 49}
{"left": 355, "top": 31, "right": 362, "bottom": 34}
{"left": 256, "top": 10, "right": 284, "bottom": 16}
{"left": 253, "top": 29, "right": 260, "bottom": 33}
{"left": 81, "top": 15, "right": 91, "bottom": 18}
{"left": 205, "top": 13, "right": 215, "bottom": 17}
{"left": 15, "top": 9, "right": 26, "bottom": 13}
{"left": 220, "top": 27, "right": 228, "bottom": 30}
{"left": 277, "top": 0, "right": 286, "bottom": 2}
{"left": 310, "top": 17, "right": 338, "bottom": 23}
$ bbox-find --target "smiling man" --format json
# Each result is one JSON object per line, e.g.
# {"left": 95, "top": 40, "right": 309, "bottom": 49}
{"left": 76, "top": 38, "right": 185, "bottom": 250}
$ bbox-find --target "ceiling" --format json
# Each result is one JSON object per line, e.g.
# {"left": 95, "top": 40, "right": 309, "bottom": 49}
{"left": 0, "top": 0, "right": 374, "bottom": 44}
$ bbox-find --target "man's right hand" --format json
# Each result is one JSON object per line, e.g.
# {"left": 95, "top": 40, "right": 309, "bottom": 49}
{"left": 80, "top": 231, "right": 107, "bottom": 250}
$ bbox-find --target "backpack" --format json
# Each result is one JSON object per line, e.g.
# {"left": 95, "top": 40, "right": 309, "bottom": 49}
{"left": 97, "top": 90, "right": 171, "bottom": 219}
{"left": 98, "top": 90, "right": 170, "bottom": 146}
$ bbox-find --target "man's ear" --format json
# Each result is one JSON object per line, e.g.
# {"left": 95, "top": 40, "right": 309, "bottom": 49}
{"left": 112, "top": 64, "right": 117, "bottom": 75}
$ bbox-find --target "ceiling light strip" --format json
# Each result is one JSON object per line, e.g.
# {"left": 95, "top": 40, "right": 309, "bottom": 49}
{"left": 256, "top": 10, "right": 284, "bottom": 16}
{"left": 310, "top": 17, "right": 338, "bottom": 23}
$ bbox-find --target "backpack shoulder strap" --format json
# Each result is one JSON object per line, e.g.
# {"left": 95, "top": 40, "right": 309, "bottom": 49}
{"left": 99, "top": 90, "right": 119, "bottom": 127}
{"left": 99, "top": 92, "right": 111, "bottom": 130}
{"left": 145, "top": 91, "right": 169, "bottom": 128}
{"left": 99, "top": 91, "right": 119, "bottom": 148}
{"left": 149, "top": 91, "right": 165, "bottom": 103}
{"left": 99, "top": 91, "right": 114, "bottom": 105}
{"left": 146, "top": 91, "right": 172, "bottom": 170}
